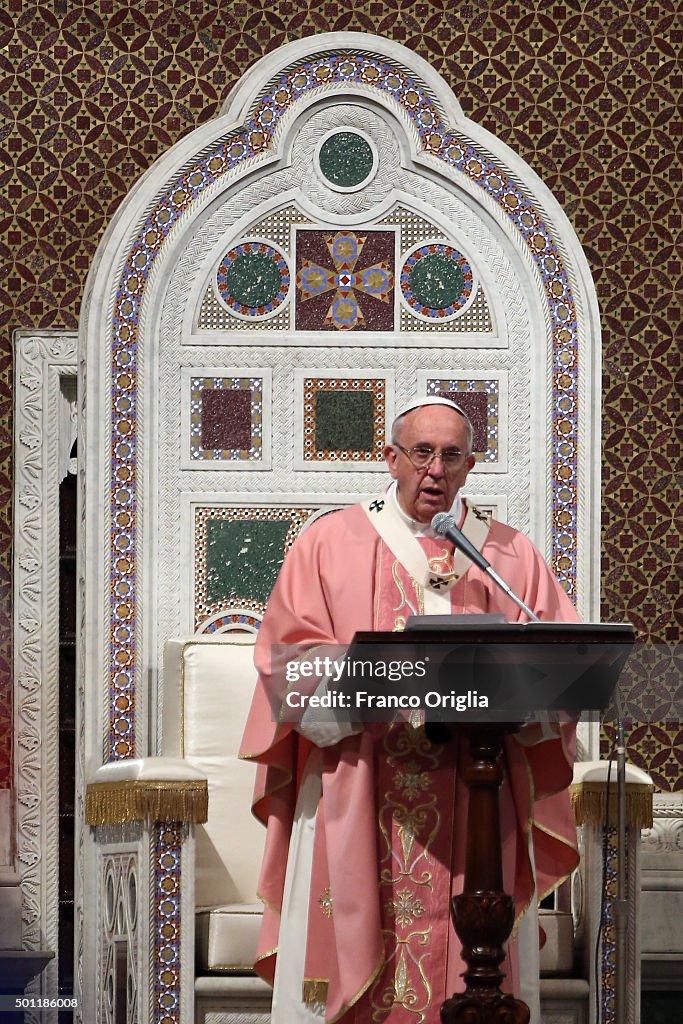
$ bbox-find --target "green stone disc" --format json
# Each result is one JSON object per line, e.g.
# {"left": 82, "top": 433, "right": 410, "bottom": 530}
{"left": 318, "top": 132, "right": 374, "bottom": 188}
{"left": 223, "top": 252, "right": 282, "bottom": 308}
{"left": 408, "top": 254, "right": 465, "bottom": 309}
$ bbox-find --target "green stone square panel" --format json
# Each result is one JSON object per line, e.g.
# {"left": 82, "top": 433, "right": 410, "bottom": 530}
{"left": 205, "top": 518, "right": 291, "bottom": 606}
{"left": 314, "top": 390, "right": 375, "bottom": 452}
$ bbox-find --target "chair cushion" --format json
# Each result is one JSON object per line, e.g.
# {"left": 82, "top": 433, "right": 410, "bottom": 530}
{"left": 196, "top": 903, "right": 263, "bottom": 972}
{"left": 163, "top": 636, "right": 265, "bottom": 909}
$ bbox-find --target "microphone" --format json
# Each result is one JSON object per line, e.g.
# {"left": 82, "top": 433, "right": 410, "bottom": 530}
{"left": 431, "top": 512, "right": 541, "bottom": 623}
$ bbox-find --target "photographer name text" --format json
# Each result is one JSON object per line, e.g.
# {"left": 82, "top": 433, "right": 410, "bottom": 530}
{"left": 284, "top": 689, "right": 489, "bottom": 710}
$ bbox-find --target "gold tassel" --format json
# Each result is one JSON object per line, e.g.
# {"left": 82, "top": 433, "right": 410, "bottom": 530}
{"left": 85, "top": 779, "right": 208, "bottom": 825}
{"left": 302, "top": 979, "right": 329, "bottom": 1010}
{"left": 569, "top": 782, "right": 653, "bottom": 829}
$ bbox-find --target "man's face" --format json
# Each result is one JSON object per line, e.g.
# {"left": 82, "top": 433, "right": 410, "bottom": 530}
{"left": 384, "top": 406, "right": 475, "bottom": 523}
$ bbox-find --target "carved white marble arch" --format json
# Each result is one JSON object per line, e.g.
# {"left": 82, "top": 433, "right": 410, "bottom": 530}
{"left": 81, "top": 34, "right": 602, "bottom": 741}
{"left": 77, "top": 32, "right": 605, "bottom": 1019}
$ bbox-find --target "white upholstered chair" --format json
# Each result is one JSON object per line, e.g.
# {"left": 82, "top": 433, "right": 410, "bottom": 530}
{"left": 162, "top": 635, "right": 271, "bottom": 1021}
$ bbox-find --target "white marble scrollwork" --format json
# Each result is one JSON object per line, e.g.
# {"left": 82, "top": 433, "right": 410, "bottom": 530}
{"left": 12, "top": 331, "right": 78, "bottom": 1022}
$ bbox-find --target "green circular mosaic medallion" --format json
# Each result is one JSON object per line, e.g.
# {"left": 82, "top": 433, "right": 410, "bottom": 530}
{"left": 318, "top": 132, "right": 374, "bottom": 188}
{"left": 408, "top": 254, "right": 465, "bottom": 309}
{"left": 222, "top": 252, "right": 283, "bottom": 308}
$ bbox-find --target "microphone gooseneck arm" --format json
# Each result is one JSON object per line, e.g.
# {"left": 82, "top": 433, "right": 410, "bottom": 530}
{"left": 483, "top": 566, "right": 542, "bottom": 623}
{"left": 431, "top": 512, "right": 541, "bottom": 623}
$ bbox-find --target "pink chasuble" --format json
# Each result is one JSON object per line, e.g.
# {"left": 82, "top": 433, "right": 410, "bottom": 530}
{"left": 239, "top": 504, "right": 580, "bottom": 1024}
{"left": 348, "top": 536, "right": 529, "bottom": 1023}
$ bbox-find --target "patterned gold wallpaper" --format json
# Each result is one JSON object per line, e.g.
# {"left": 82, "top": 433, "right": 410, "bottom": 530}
{"left": 0, "top": 1, "right": 680, "bottom": 788}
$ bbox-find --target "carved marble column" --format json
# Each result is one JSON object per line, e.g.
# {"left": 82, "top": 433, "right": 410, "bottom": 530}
{"left": 570, "top": 761, "right": 653, "bottom": 1024}
{"left": 640, "top": 793, "right": 683, "bottom": 992}
{"left": 86, "top": 757, "right": 208, "bottom": 1024}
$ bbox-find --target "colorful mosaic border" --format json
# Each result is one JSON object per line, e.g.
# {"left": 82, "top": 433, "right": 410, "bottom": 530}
{"left": 184, "top": 370, "right": 269, "bottom": 467}
{"left": 106, "top": 48, "right": 579, "bottom": 757}
{"left": 193, "top": 505, "right": 316, "bottom": 631}
{"left": 154, "top": 823, "right": 184, "bottom": 1024}
{"left": 295, "top": 371, "right": 393, "bottom": 470}
{"left": 601, "top": 828, "right": 618, "bottom": 1024}
{"left": 195, "top": 608, "right": 262, "bottom": 634}
{"left": 421, "top": 373, "right": 505, "bottom": 468}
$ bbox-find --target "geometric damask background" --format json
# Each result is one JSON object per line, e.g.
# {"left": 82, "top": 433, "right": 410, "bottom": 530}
{"left": 0, "top": 2, "right": 680, "bottom": 788}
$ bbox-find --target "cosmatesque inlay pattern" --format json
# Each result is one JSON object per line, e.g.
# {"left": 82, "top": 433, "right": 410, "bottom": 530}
{"left": 193, "top": 505, "right": 317, "bottom": 631}
{"left": 2, "top": 6, "right": 679, "bottom": 787}
{"left": 104, "top": 51, "right": 584, "bottom": 756}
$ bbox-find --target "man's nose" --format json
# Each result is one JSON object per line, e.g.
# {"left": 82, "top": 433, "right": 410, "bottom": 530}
{"left": 427, "top": 454, "right": 446, "bottom": 477}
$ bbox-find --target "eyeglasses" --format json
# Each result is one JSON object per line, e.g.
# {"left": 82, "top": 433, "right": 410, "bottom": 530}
{"left": 395, "top": 444, "right": 470, "bottom": 473}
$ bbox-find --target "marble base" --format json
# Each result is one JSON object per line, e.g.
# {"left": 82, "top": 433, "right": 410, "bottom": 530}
{"left": 193, "top": 974, "right": 589, "bottom": 1024}
{"left": 540, "top": 978, "right": 589, "bottom": 1024}
{"left": 195, "top": 975, "right": 272, "bottom": 1024}
{"left": 0, "top": 951, "right": 54, "bottom": 1022}
{"left": 641, "top": 955, "right": 683, "bottom": 992}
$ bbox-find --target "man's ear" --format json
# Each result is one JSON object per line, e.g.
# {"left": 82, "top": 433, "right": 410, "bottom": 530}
{"left": 384, "top": 443, "right": 399, "bottom": 479}
{"left": 460, "top": 453, "right": 476, "bottom": 485}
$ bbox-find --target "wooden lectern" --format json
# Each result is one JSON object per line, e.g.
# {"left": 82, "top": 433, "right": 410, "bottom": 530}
{"left": 348, "top": 622, "right": 635, "bottom": 1024}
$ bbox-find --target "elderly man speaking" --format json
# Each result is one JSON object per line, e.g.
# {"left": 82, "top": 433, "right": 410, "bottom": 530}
{"left": 240, "top": 395, "right": 579, "bottom": 1024}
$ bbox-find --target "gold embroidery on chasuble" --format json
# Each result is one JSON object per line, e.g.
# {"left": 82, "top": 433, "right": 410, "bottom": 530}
{"left": 390, "top": 559, "right": 424, "bottom": 632}
{"left": 361, "top": 723, "right": 456, "bottom": 1023}
{"left": 427, "top": 546, "right": 457, "bottom": 580}
{"left": 358, "top": 540, "right": 457, "bottom": 1021}
{"left": 387, "top": 888, "right": 426, "bottom": 928}
{"left": 318, "top": 886, "right": 333, "bottom": 918}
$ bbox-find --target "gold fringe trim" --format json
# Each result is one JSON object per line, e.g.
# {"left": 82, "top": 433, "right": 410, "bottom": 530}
{"left": 569, "top": 782, "right": 653, "bottom": 829}
{"left": 302, "top": 978, "right": 329, "bottom": 1010}
{"left": 85, "top": 779, "right": 209, "bottom": 825}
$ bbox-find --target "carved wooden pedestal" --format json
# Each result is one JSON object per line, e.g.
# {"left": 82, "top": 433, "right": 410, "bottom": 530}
{"left": 441, "top": 726, "right": 530, "bottom": 1024}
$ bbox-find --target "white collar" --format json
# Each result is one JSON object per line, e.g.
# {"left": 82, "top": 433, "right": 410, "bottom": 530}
{"left": 389, "top": 480, "right": 463, "bottom": 538}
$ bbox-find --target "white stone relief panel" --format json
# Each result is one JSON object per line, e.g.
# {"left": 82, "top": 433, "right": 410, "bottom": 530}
{"left": 287, "top": 101, "right": 403, "bottom": 218}
{"left": 12, "top": 331, "right": 78, "bottom": 1019}
{"left": 155, "top": 340, "right": 530, "bottom": 708}
{"left": 98, "top": 850, "right": 139, "bottom": 1024}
